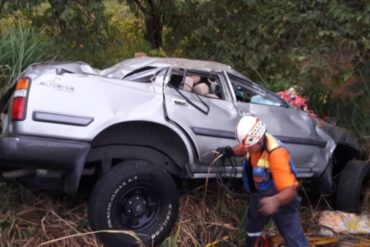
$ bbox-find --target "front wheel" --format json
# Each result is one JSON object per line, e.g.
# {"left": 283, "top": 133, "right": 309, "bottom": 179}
{"left": 336, "top": 160, "right": 370, "bottom": 213}
{"left": 88, "top": 160, "right": 179, "bottom": 246}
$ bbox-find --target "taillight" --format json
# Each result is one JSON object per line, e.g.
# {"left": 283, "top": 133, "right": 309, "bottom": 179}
{"left": 12, "top": 77, "right": 30, "bottom": 121}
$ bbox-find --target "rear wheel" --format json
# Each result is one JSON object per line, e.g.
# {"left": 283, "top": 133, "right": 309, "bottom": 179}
{"left": 336, "top": 160, "right": 370, "bottom": 213}
{"left": 88, "top": 160, "right": 179, "bottom": 246}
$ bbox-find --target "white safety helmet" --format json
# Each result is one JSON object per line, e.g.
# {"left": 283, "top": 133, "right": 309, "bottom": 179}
{"left": 236, "top": 115, "right": 266, "bottom": 147}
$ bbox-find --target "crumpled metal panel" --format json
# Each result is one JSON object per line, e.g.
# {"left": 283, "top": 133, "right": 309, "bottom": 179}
{"left": 319, "top": 121, "right": 359, "bottom": 150}
{"left": 24, "top": 61, "right": 100, "bottom": 76}
{"left": 100, "top": 57, "right": 243, "bottom": 79}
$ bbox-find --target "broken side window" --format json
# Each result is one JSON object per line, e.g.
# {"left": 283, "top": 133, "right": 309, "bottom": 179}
{"left": 228, "top": 73, "right": 285, "bottom": 107}
{"left": 168, "top": 69, "right": 224, "bottom": 100}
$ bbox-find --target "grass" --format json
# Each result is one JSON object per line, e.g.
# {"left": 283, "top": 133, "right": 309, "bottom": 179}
{"left": 0, "top": 182, "right": 98, "bottom": 247}
{"left": 162, "top": 183, "right": 247, "bottom": 246}
{"left": 0, "top": 23, "right": 54, "bottom": 90}
{"left": 0, "top": 179, "right": 369, "bottom": 247}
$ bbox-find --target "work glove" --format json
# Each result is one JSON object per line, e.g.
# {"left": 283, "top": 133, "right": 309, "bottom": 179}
{"left": 215, "top": 146, "right": 234, "bottom": 159}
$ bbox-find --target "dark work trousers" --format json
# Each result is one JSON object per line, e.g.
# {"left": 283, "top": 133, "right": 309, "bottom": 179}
{"left": 245, "top": 190, "right": 309, "bottom": 247}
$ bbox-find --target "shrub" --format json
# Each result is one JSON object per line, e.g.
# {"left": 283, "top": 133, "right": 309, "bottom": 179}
{"left": 0, "top": 20, "right": 54, "bottom": 90}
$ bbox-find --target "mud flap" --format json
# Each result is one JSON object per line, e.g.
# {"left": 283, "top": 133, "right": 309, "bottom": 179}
{"left": 63, "top": 143, "right": 90, "bottom": 194}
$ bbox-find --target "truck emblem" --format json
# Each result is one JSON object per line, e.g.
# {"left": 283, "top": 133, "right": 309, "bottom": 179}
{"left": 39, "top": 78, "right": 74, "bottom": 93}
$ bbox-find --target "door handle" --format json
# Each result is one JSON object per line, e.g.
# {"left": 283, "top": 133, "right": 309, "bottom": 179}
{"left": 172, "top": 98, "right": 187, "bottom": 106}
{"left": 238, "top": 111, "right": 249, "bottom": 116}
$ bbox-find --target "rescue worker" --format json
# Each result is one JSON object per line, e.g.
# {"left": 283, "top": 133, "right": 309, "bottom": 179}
{"left": 217, "top": 115, "right": 309, "bottom": 247}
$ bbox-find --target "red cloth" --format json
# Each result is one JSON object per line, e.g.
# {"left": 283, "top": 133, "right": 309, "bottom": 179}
{"left": 277, "top": 88, "right": 318, "bottom": 118}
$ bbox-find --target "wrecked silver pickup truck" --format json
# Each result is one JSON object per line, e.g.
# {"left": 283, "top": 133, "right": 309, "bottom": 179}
{"left": 0, "top": 57, "right": 368, "bottom": 246}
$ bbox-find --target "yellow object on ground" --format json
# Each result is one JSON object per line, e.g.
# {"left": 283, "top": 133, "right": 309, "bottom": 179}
{"left": 205, "top": 236, "right": 230, "bottom": 247}
{"left": 318, "top": 210, "right": 370, "bottom": 235}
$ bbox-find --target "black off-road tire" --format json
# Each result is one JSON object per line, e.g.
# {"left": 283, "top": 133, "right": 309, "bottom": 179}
{"left": 336, "top": 160, "right": 370, "bottom": 213}
{"left": 88, "top": 160, "right": 179, "bottom": 247}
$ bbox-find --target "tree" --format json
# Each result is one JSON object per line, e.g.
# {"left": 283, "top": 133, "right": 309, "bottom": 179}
{"left": 45, "top": 0, "right": 111, "bottom": 64}
{"left": 48, "top": 0, "right": 68, "bottom": 32}
{"left": 0, "top": 0, "right": 43, "bottom": 14}
{"left": 118, "top": 0, "right": 176, "bottom": 49}
{"left": 47, "top": 0, "right": 108, "bottom": 41}
{"left": 0, "top": 0, "right": 7, "bottom": 12}
{"left": 166, "top": 0, "right": 369, "bottom": 137}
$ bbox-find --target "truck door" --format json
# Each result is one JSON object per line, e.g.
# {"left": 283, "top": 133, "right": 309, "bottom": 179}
{"left": 162, "top": 67, "right": 240, "bottom": 167}
{"left": 226, "top": 73, "right": 331, "bottom": 176}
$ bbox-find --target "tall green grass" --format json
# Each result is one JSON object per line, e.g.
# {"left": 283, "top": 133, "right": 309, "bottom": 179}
{"left": 0, "top": 23, "right": 54, "bottom": 90}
